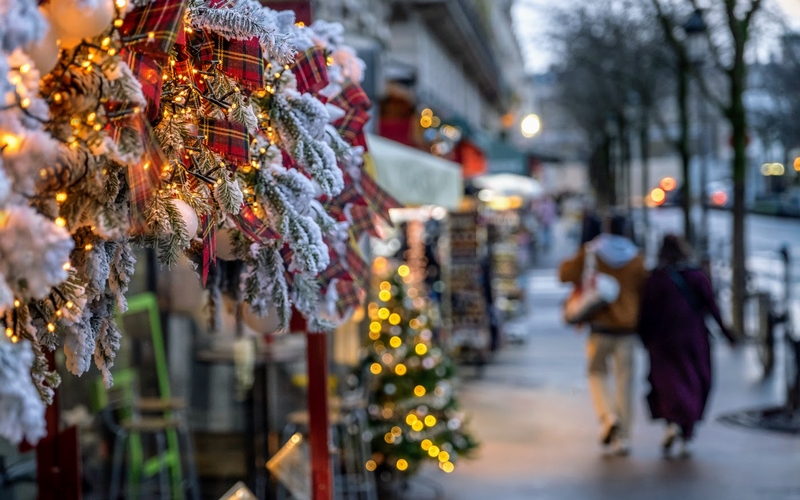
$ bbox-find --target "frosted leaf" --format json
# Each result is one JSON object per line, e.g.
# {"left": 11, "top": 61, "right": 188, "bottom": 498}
{"left": 0, "top": 206, "right": 73, "bottom": 300}
{"left": 63, "top": 319, "right": 97, "bottom": 377}
{"left": 0, "top": 340, "right": 46, "bottom": 444}
{"left": 0, "top": 0, "right": 48, "bottom": 52}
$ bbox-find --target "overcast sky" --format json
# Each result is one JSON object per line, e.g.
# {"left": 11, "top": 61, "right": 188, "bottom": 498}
{"left": 512, "top": 0, "right": 800, "bottom": 73}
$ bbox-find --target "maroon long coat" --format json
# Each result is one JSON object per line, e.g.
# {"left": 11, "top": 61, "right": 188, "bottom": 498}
{"left": 638, "top": 267, "right": 732, "bottom": 438}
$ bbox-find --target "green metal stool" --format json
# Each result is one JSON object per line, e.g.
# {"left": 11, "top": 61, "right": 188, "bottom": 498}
{"left": 92, "top": 293, "right": 199, "bottom": 499}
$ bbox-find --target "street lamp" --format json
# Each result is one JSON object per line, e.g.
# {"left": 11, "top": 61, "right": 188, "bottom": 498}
{"left": 520, "top": 113, "right": 541, "bottom": 138}
{"left": 683, "top": 9, "right": 708, "bottom": 65}
{"left": 682, "top": 8, "right": 710, "bottom": 258}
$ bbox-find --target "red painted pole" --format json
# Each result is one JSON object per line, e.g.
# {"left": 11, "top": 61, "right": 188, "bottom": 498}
{"left": 261, "top": 4, "right": 330, "bottom": 498}
{"left": 306, "top": 332, "right": 332, "bottom": 500}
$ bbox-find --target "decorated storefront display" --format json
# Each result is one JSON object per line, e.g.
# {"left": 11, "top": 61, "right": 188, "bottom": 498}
{"left": 0, "top": 0, "right": 400, "bottom": 447}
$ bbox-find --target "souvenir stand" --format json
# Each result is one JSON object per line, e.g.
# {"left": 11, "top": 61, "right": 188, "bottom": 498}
{"left": 484, "top": 206, "right": 525, "bottom": 329}
{"left": 447, "top": 196, "right": 492, "bottom": 365}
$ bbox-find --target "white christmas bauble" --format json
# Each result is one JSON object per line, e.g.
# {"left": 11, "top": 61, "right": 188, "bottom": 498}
{"left": 171, "top": 199, "right": 198, "bottom": 237}
{"left": 24, "top": 11, "right": 61, "bottom": 75}
{"left": 241, "top": 302, "right": 282, "bottom": 334}
{"left": 48, "top": 0, "right": 115, "bottom": 41}
{"left": 215, "top": 228, "right": 238, "bottom": 260}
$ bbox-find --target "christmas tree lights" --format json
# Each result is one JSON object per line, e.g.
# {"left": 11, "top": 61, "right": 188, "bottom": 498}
{"left": 361, "top": 260, "right": 477, "bottom": 480}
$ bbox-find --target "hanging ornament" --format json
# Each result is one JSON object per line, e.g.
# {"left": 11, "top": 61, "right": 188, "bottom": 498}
{"left": 241, "top": 302, "right": 282, "bottom": 334}
{"left": 215, "top": 228, "right": 238, "bottom": 261}
{"left": 171, "top": 199, "right": 198, "bottom": 237}
{"left": 23, "top": 11, "right": 62, "bottom": 75}
{"left": 48, "top": 0, "right": 115, "bottom": 42}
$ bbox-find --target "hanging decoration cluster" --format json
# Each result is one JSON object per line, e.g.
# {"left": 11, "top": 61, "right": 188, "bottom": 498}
{"left": 0, "top": 0, "right": 402, "bottom": 445}
{"left": 360, "top": 260, "right": 477, "bottom": 479}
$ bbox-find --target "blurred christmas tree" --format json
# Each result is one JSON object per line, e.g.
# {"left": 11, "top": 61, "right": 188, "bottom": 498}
{"left": 360, "top": 259, "right": 477, "bottom": 482}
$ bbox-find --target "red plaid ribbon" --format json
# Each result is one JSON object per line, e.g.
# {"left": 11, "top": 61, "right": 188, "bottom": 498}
{"left": 338, "top": 177, "right": 367, "bottom": 207}
{"left": 127, "top": 114, "right": 165, "bottom": 234}
{"left": 197, "top": 32, "right": 264, "bottom": 90}
{"left": 120, "top": 0, "right": 187, "bottom": 59}
{"left": 335, "top": 280, "right": 362, "bottom": 317}
{"left": 331, "top": 81, "right": 371, "bottom": 111}
{"left": 291, "top": 47, "right": 329, "bottom": 95}
{"left": 331, "top": 81, "right": 371, "bottom": 148}
{"left": 360, "top": 171, "right": 403, "bottom": 222}
{"left": 232, "top": 204, "right": 279, "bottom": 245}
{"left": 348, "top": 204, "right": 378, "bottom": 238}
{"left": 333, "top": 108, "right": 370, "bottom": 148}
{"left": 124, "top": 50, "right": 163, "bottom": 122}
{"left": 344, "top": 245, "right": 369, "bottom": 290}
{"left": 321, "top": 197, "right": 347, "bottom": 222}
{"left": 320, "top": 248, "right": 349, "bottom": 283}
{"left": 200, "top": 118, "right": 250, "bottom": 165}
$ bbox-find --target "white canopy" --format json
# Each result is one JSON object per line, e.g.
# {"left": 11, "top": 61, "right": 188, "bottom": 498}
{"left": 472, "top": 173, "right": 544, "bottom": 199}
{"left": 365, "top": 134, "right": 463, "bottom": 210}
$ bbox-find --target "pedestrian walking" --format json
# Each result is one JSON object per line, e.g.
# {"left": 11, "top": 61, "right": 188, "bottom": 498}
{"left": 638, "top": 235, "right": 736, "bottom": 457}
{"left": 559, "top": 214, "right": 647, "bottom": 455}
{"left": 536, "top": 196, "right": 557, "bottom": 252}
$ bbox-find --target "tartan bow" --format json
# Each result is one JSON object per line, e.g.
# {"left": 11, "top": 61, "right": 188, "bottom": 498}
{"left": 199, "top": 118, "right": 251, "bottom": 166}
{"left": 120, "top": 0, "right": 188, "bottom": 59}
{"left": 291, "top": 47, "right": 329, "bottom": 96}
{"left": 127, "top": 114, "right": 165, "bottom": 234}
{"left": 232, "top": 204, "right": 279, "bottom": 245}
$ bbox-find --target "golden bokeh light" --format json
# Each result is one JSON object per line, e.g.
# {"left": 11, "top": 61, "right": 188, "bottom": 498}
{"left": 415, "top": 344, "right": 428, "bottom": 355}
{"left": 424, "top": 415, "right": 437, "bottom": 427}
{"left": 390, "top": 337, "right": 402, "bottom": 348}
{"left": 414, "top": 385, "right": 426, "bottom": 397}
{"left": 395, "top": 363, "right": 407, "bottom": 375}
{"left": 370, "top": 363, "right": 382, "bottom": 375}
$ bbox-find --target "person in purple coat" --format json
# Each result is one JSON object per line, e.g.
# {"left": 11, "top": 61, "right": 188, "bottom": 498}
{"left": 638, "top": 235, "right": 737, "bottom": 457}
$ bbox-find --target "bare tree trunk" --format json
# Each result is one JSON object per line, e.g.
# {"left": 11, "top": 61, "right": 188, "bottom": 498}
{"left": 730, "top": 57, "right": 748, "bottom": 337}
{"left": 640, "top": 114, "right": 651, "bottom": 253}
{"left": 590, "top": 137, "right": 616, "bottom": 211}
{"left": 678, "top": 61, "right": 693, "bottom": 243}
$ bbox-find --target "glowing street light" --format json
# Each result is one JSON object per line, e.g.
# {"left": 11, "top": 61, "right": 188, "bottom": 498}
{"left": 520, "top": 114, "right": 541, "bottom": 138}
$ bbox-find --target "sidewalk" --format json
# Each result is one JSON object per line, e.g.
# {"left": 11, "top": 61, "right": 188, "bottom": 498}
{"left": 415, "top": 229, "right": 800, "bottom": 500}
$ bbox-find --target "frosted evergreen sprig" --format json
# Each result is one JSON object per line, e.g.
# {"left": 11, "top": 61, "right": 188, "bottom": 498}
{"left": 243, "top": 244, "right": 291, "bottom": 329}
{"left": 214, "top": 168, "right": 244, "bottom": 215}
{"left": 0, "top": 340, "right": 46, "bottom": 445}
{"left": 189, "top": 0, "right": 294, "bottom": 63}
{"left": 270, "top": 93, "right": 343, "bottom": 196}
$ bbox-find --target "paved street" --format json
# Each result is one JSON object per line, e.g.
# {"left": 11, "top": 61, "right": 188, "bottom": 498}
{"left": 416, "top": 218, "right": 800, "bottom": 500}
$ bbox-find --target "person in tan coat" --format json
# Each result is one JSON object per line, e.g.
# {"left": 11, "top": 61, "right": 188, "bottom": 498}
{"left": 559, "top": 214, "right": 647, "bottom": 455}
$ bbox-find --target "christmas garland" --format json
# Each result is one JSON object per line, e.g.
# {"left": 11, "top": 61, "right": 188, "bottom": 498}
{"left": 0, "top": 0, "right": 401, "bottom": 445}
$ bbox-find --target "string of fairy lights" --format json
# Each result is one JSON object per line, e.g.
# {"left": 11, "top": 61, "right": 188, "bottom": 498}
{"left": 362, "top": 261, "right": 466, "bottom": 475}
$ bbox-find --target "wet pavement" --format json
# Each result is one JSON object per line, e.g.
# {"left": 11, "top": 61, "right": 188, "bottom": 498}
{"left": 415, "top": 223, "right": 800, "bottom": 500}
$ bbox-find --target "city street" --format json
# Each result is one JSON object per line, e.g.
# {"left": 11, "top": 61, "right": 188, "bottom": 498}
{"left": 415, "top": 218, "right": 800, "bottom": 500}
